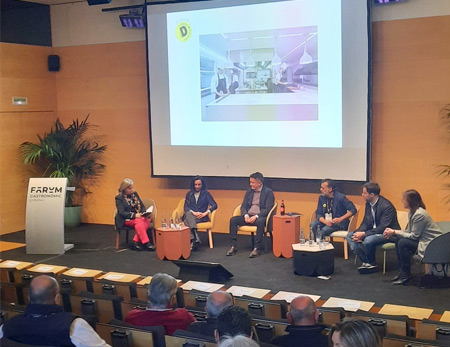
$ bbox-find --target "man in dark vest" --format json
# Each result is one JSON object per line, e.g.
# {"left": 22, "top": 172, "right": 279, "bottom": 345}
{"left": 0, "top": 275, "right": 109, "bottom": 346}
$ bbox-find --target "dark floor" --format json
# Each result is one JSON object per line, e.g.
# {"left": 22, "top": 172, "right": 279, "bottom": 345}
{"left": 2, "top": 224, "right": 450, "bottom": 313}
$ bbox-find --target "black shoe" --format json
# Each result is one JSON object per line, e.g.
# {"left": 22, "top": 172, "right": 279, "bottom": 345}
{"left": 143, "top": 242, "right": 155, "bottom": 251}
{"left": 191, "top": 241, "right": 198, "bottom": 252}
{"left": 249, "top": 248, "right": 260, "bottom": 258}
{"left": 132, "top": 241, "right": 142, "bottom": 251}
{"left": 393, "top": 275, "right": 411, "bottom": 285}
{"left": 226, "top": 246, "right": 237, "bottom": 256}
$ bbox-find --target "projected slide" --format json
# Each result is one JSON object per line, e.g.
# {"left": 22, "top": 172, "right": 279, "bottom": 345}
{"left": 166, "top": 0, "right": 342, "bottom": 148}
{"left": 200, "top": 27, "right": 318, "bottom": 122}
{"left": 147, "top": 0, "right": 370, "bottom": 180}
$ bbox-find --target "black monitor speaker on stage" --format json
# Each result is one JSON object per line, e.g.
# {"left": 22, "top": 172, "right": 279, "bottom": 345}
{"left": 172, "top": 260, "right": 233, "bottom": 283}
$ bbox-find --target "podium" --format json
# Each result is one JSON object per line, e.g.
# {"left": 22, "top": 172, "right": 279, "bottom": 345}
{"left": 25, "top": 177, "right": 74, "bottom": 254}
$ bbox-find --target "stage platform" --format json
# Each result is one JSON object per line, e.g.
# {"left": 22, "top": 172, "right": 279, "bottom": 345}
{"left": 1, "top": 224, "right": 449, "bottom": 313}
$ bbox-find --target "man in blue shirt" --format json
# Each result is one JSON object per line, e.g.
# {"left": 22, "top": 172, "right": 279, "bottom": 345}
{"left": 310, "top": 178, "right": 357, "bottom": 238}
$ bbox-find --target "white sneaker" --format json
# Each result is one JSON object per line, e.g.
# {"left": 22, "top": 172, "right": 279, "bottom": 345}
{"left": 357, "top": 263, "right": 377, "bottom": 270}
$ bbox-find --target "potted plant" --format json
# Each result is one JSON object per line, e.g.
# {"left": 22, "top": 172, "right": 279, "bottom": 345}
{"left": 20, "top": 115, "right": 107, "bottom": 227}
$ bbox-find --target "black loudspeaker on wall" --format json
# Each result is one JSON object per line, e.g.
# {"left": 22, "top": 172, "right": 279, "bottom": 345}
{"left": 87, "top": 0, "right": 111, "bottom": 5}
{"left": 48, "top": 55, "right": 60, "bottom": 72}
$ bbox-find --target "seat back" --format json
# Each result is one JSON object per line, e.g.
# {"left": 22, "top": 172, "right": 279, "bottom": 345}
{"left": 351, "top": 310, "right": 410, "bottom": 337}
{"left": 397, "top": 210, "right": 409, "bottom": 230}
{"left": 318, "top": 307, "right": 346, "bottom": 326}
{"left": 383, "top": 334, "right": 448, "bottom": 347}
{"left": 172, "top": 198, "right": 185, "bottom": 221}
{"left": 92, "top": 280, "right": 137, "bottom": 302}
{"left": 417, "top": 319, "right": 450, "bottom": 340}
{"left": 165, "top": 335, "right": 216, "bottom": 347}
{"left": 183, "top": 290, "right": 210, "bottom": 310}
{"left": 142, "top": 198, "right": 157, "bottom": 223}
{"left": 347, "top": 204, "right": 360, "bottom": 232}
{"left": 96, "top": 322, "right": 160, "bottom": 347}
{"left": 422, "top": 232, "right": 450, "bottom": 264}
{"left": 251, "top": 317, "right": 289, "bottom": 337}
{"left": 70, "top": 291, "right": 123, "bottom": 323}
{"left": 233, "top": 203, "right": 278, "bottom": 233}
{"left": 234, "top": 296, "right": 287, "bottom": 320}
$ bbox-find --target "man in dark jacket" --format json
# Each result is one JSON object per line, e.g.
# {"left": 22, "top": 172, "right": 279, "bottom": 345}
{"left": 310, "top": 178, "right": 357, "bottom": 237}
{"left": 183, "top": 176, "right": 218, "bottom": 250}
{"left": 347, "top": 182, "right": 400, "bottom": 273}
{"left": 187, "top": 291, "right": 233, "bottom": 337}
{"left": 271, "top": 296, "right": 328, "bottom": 347}
{"left": 227, "top": 172, "right": 275, "bottom": 258}
{"left": 0, "top": 275, "right": 108, "bottom": 346}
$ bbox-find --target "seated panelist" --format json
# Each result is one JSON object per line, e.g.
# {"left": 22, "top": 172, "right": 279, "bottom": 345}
{"left": 115, "top": 178, "right": 155, "bottom": 251}
{"left": 347, "top": 182, "right": 399, "bottom": 274}
{"left": 383, "top": 189, "right": 443, "bottom": 285}
{"left": 310, "top": 178, "right": 357, "bottom": 238}
{"left": 227, "top": 172, "right": 275, "bottom": 258}
{"left": 183, "top": 176, "right": 218, "bottom": 251}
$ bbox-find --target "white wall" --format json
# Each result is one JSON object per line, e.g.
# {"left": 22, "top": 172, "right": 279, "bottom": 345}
{"left": 51, "top": 0, "right": 450, "bottom": 47}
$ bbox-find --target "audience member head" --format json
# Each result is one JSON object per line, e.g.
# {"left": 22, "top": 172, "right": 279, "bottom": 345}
{"left": 147, "top": 273, "right": 178, "bottom": 309}
{"left": 29, "top": 275, "right": 60, "bottom": 305}
{"left": 362, "top": 182, "right": 381, "bottom": 203}
{"left": 218, "top": 335, "right": 259, "bottom": 347}
{"left": 287, "top": 296, "right": 319, "bottom": 326}
{"left": 118, "top": 178, "right": 134, "bottom": 195}
{"left": 249, "top": 172, "right": 264, "bottom": 191}
{"left": 206, "top": 291, "right": 233, "bottom": 318}
{"left": 402, "top": 189, "right": 426, "bottom": 212}
{"left": 191, "top": 176, "right": 207, "bottom": 193}
{"left": 320, "top": 178, "right": 336, "bottom": 197}
{"left": 330, "top": 318, "right": 381, "bottom": 347}
{"left": 216, "top": 306, "right": 252, "bottom": 342}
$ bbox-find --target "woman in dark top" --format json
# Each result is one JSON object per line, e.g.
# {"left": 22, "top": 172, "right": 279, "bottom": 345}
{"left": 183, "top": 176, "right": 217, "bottom": 250}
{"left": 115, "top": 178, "right": 154, "bottom": 251}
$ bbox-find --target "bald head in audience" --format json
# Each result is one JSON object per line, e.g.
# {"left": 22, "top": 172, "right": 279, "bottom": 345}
{"left": 206, "top": 291, "right": 233, "bottom": 318}
{"left": 287, "top": 296, "right": 319, "bottom": 326}
{"left": 29, "top": 275, "right": 61, "bottom": 305}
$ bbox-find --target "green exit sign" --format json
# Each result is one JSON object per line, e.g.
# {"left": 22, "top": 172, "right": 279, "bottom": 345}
{"left": 12, "top": 97, "right": 28, "bottom": 105}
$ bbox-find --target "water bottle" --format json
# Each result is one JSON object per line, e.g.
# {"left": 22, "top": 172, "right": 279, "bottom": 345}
{"left": 170, "top": 218, "right": 175, "bottom": 229}
{"left": 280, "top": 200, "right": 285, "bottom": 216}
{"left": 316, "top": 225, "right": 322, "bottom": 244}
{"left": 161, "top": 214, "right": 167, "bottom": 229}
{"left": 308, "top": 227, "right": 314, "bottom": 246}
{"left": 300, "top": 227, "right": 305, "bottom": 244}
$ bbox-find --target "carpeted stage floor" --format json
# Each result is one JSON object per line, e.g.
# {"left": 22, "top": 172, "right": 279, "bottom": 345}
{"left": 1, "top": 224, "right": 449, "bottom": 313}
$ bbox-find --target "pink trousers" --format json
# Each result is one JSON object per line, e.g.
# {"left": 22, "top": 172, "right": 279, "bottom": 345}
{"left": 124, "top": 217, "right": 150, "bottom": 243}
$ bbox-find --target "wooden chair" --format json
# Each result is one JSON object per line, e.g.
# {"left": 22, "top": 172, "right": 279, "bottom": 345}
{"left": 172, "top": 198, "right": 217, "bottom": 248}
{"left": 114, "top": 197, "right": 157, "bottom": 250}
{"left": 232, "top": 202, "right": 278, "bottom": 251}
{"left": 309, "top": 204, "right": 360, "bottom": 260}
